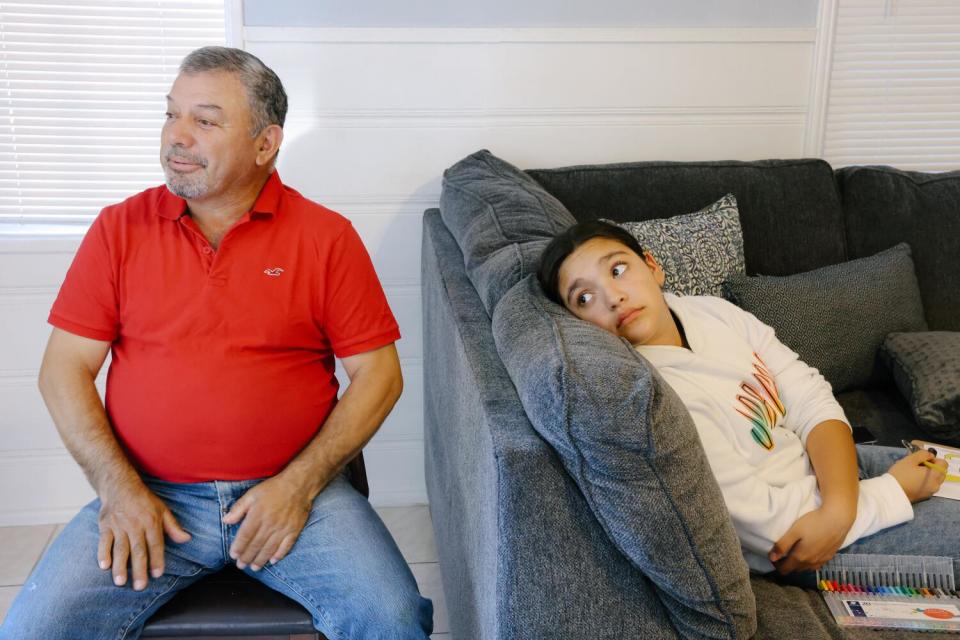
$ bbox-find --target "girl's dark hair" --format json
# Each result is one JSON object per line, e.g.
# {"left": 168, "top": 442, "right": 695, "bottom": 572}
{"left": 537, "top": 220, "right": 645, "bottom": 306}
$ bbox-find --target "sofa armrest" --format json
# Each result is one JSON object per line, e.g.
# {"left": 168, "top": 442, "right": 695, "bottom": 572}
{"left": 422, "top": 209, "right": 678, "bottom": 639}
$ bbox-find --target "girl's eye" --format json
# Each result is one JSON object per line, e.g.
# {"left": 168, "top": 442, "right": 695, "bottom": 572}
{"left": 576, "top": 292, "right": 594, "bottom": 307}
{"left": 612, "top": 263, "right": 627, "bottom": 277}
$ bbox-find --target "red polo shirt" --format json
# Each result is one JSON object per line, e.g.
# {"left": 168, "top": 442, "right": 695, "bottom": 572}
{"left": 49, "top": 171, "right": 400, "bottom": 482}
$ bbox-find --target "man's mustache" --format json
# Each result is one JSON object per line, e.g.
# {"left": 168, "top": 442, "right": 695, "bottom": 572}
{"left": 163, "top": 147, "right": 208, "bottom": 167}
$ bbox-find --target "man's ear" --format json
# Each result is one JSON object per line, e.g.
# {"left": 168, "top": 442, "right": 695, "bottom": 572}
{"left": 255, "top": 124, "right": 284, "bottom": 167}
{"left": 643, "top": 251, "right": 666, "bottom": 287}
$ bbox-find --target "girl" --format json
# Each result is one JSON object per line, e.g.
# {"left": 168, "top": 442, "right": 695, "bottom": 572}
{"left": 537, "top": 220, "right": 955, "bottom": 578}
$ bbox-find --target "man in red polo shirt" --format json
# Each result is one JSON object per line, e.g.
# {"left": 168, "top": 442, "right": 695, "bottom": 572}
{"left": 3, "top": 47, "right": 433, "bottom": 639}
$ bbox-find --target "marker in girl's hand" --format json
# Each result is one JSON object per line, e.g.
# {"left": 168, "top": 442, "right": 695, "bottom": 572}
{"left": 901, "top": 440, "right": 948, "bottom": 473}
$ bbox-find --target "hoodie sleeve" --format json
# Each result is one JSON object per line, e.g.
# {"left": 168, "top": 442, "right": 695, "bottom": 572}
{"left": 709, "top": 298, "right": 848, "bottom": 446}
{"left": 680, "top": 387, "right": 912, "bottom": 571}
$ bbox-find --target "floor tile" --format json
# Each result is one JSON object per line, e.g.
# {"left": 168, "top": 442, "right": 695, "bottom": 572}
{"left": 0, "top": 585, "right": 20, "bottom": 625}
{"left": 376, "top": 505, "right": 437, "bottom": 564}
{"left": 0, "top": 525, "right": 55, "bottom": 586}
{"left": 411, "top": 562, "right": 448, "bottom": 635}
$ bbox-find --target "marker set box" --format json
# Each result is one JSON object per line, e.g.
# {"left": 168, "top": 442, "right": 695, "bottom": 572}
{"left": 817, "top": 554, "right": 960, "bottom": 633}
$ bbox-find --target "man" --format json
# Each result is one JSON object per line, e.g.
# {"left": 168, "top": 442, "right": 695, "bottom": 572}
{"left": 2, "top": 47, "right": 433, "bottom": 639}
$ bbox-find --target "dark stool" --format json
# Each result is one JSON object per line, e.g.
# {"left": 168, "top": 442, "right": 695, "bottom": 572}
{"left": 141, "top": 455, "right": 369, "bottom": 639}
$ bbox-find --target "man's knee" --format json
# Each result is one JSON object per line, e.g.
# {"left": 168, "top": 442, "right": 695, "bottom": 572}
{"left": 327, "top": 586, "right": 433, "bottom": 639}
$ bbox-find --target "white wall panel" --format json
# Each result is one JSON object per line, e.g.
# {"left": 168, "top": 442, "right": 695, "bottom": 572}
{"left": 0, "top": 290, "right": 56, "bottom": 371}
{"left": 0, "top": 449, "right": 96, "bottom": 526}
{"left": 277, "top": 116, "right": 807, "bottom": 200}
{"left": 249, "top": 35, "right": 813, "bottom": 113}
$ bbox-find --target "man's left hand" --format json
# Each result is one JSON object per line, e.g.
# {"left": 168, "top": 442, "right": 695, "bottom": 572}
{"left": 768, "top": 504, "right": 854, "bottom": 575}
{"left": 223, "top": 474, "right": 313, "bottom": 571}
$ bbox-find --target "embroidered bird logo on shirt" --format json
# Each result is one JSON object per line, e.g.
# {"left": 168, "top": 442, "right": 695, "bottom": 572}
{"left": 734, "top": 353, "right": 786, "bottom": 450}
{"left": 263, "top": 267, "right": 284, "bottom": 277}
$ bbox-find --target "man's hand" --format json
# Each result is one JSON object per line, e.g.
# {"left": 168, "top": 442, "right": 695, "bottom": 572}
{"left": 98, "top": 483, "right": 191, "bottom": 590}
{"left": 888, "top": 450, "right": 947, "bottom": 503}
{"left": 223, "top": 474, "right": 313, "bottom": 571}
{"left": 768, "top": 504, "right": 855, "bottom": 574}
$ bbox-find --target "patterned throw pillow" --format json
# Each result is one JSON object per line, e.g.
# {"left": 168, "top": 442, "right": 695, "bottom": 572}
{"left": 613, "top": 194, "right": 745, "bottom": 297}
{"left": 881, "top": 332, "right": 960, "bottom": 442}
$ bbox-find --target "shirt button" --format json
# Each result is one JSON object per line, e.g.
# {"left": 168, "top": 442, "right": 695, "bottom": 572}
{"left": 202, "top": 247, "right": 213, "bottom": 255}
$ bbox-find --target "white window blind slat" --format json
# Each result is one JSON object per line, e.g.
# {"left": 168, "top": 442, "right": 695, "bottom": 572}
{"left": 0, "top": 0, "right": 226, "bottom": 224}
{"left": 823, "top": 0, "right": 960, "bottom": 170}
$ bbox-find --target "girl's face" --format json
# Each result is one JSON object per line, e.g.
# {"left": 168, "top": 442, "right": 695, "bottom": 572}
{"left": 557, "top": 237, "right": 681, "bottom": 347}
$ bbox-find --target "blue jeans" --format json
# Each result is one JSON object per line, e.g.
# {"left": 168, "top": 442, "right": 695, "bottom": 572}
{"left": 1, "top": 473, "right": 433, "bottom": 639}
{"left": 771, "top": 445, "right": 960, "bottom": 588}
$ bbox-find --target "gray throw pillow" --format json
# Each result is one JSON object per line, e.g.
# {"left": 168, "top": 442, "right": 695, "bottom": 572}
{"left": 440, "top": 149, "right": 576, "bottom": 315}
{"left": 881, "top": 332, "right": 960, "bottom": 442}
{"left": 723, "top": 243, "right": 927, "bottom": 394}
{"left": 492, "top": 275, "right": 756, "bottom": 640}
{"left": 614, "top": 194, "right": 745, "bottom": 297}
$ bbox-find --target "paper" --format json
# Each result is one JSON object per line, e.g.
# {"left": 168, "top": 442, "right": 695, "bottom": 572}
{"left": 916, "top": 441, "right": 960, "bottom": 501}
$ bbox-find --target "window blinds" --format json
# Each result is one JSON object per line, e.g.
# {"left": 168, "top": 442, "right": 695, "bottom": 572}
{"left": 823, "top": 0, "right": 960, "bottom": 170}
{"left": 0, "top": 1, "right": 225, "bottom": 224}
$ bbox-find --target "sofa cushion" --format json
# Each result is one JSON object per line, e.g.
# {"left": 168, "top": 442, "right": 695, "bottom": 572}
{"left": 881, "top": 332, "right": 960, "bottom": 443}
{"left": 835, "top": 387, "right": 918, "bottom": 448}
{"left": 838, "top": 165, "right": 960, "bottom": 331}
{"left": 440, "top": 150, "right": 577, "bottom": 315}
{"left": 528, "top": 159, "right": 846, "bottom": 277}
{"left": 613, "top": 193, "right": 745, "bottom": 298}
{"left": 723, "top": 244, "right": 927, "bottom": 394}
{"left": 491, "top": 275, "right": 756, "bottom": 640}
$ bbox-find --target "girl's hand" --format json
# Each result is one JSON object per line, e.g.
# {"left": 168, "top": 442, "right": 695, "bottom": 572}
{"left": 888, "top": 450, "right": 947, "bottom": 503}
{"left": 768, "top": 504, "right": 854, "bottom": 574}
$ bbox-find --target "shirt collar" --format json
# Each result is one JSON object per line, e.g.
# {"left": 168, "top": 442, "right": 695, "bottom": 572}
{"left": 157, "top": 170, "right": 284, "bottom": 220}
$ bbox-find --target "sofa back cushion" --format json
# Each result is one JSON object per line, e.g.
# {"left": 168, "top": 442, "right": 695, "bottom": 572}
{"left": 528, "top": 159, "right": 846, "bottom": 277}
{"left": 838, "top": 165, "right": 960, "bottom": 331}
{"left": 440, "top": 150, "right": 577, "bottom": 315}
{"left": 492, "top": 275, "right": 757, "bottom": 640}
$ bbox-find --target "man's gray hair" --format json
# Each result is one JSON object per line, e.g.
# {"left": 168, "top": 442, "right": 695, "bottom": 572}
{"left": 180, "top": 46, "right": 287, "bottom": 137}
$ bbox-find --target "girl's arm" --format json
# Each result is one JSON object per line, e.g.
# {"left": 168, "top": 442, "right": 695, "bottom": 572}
{"left": 768, "top": 419, "right": 859, "bottom": 573}
{"left": 805, "top": 420, "right": 859, "bottom": 520}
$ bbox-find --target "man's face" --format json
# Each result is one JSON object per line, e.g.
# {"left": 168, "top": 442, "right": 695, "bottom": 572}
{"left": 161, "top": 71, "right": 260, "bottom": 201}
{"left": 557, "top": 237, "right": 675, "bottom": 347}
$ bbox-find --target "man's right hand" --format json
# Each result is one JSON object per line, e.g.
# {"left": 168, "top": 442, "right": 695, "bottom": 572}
{"left": 888, "top": 450, "right": 947, "bottom": 503}
{"left": 97, "top": 483, "right": 191, "bottom": 591}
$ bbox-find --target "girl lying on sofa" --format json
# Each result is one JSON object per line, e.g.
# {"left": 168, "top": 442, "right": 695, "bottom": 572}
{"left": 537, "top": 219, "right": 956, "bottom": 578}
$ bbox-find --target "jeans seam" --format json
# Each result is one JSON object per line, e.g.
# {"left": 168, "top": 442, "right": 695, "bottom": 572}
{"left": 215, "top": 481, "right": 231, "bottom": 564}
{"left": 262, "top": 564, "right": 346, "bottom": 640}
{"left": 116, "top": 566, "right": 206, "bottom": 640}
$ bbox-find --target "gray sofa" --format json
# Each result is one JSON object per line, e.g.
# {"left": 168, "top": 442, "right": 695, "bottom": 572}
{"left": 422, "top": 156, "right": 960, "bottom": 639}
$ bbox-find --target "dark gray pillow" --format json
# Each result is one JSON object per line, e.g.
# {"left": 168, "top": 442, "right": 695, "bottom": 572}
{"left": 881, "top": 332, "right": 960, "bottom": 442}
{"left": 614, "top": 194, "right": 745, "bottom": 297}
{"left": 440, "top": 150, "right": 576, "bottom": 315}
{"left": 723, "top": 243, "right": 927, "bottom": 393}
{"left": 492, "top": 275, "right": 756, "bottom": 640}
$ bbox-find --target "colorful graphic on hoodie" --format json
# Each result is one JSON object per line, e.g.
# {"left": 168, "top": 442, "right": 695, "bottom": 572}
{"left": 735, "top": 353, "right": 786, "bottom": 450}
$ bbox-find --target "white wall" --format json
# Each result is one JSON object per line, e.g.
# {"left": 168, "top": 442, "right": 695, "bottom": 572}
{"left": 0, "top": 9, "right": 827, "bottom": 524}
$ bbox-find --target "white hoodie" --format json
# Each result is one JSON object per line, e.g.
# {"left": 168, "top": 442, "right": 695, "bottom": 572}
{"left": 635, "top": 293, "right": 913, "bottom": 573}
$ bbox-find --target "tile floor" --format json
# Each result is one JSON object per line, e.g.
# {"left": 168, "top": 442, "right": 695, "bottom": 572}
{"left": 0, "top": 505, "right": 448, "bottom": 638}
